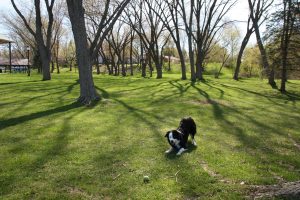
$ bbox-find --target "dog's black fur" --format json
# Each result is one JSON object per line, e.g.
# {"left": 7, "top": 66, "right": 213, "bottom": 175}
{"left": 165, "top": 117, "right": 197, "bottom": 150}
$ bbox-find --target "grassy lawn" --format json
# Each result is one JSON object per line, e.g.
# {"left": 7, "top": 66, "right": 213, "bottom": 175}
{"left": 0, "top": 70, "right": 299, "bottom": 199}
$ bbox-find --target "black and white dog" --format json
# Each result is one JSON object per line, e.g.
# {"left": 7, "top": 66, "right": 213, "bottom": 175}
{"left": 165, "top": 117, "right": 197, "bottom": 156}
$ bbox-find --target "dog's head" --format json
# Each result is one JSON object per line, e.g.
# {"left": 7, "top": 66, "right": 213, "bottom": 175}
{"left": 165, "top": 130, "right": 182, "bottom": 149}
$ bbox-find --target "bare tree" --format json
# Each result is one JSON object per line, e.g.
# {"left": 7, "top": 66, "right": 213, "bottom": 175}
{"left": 84, "top": 0, "right": 131, "bottom": 62}
{"left": 234, "top": 16, "right": 255, "bottom": 80}
{"left": 129, "top": 28, "right": 136, "bottom": 76}
{"left": 192, "top": 0, "right": 236, "bottom": 80}
{"left": 66, "top": 0, "right": 99, "bottom": 105}
{"left": 66, "top": 0, "right": 129, "bottom": 105}
{"left": 105, "top": 22, "right": 131, "bottom": 76}
{"left": 11, "top": 0, "right": 55, "bottom": 80}
{"left": 153, "top": 0, "right": 187, "bottom": 80}
{"left": 179, "top": 0, "right": 196, "bottom": 81}
{"left": 126, "top": 0, "right": 168, "bottom": 79}
{"left": 249, "top": 0, "right": 275, "bottom": 86}
{"left": 61, "top": 40, "right": 76, "bottom": 71}
{"left": 2, "top": 10, "right": 37, "bottom": 59}
{"left": 279, "top": 0, "right": 298, "bottom": 92}
{"left": 51, "top": 1, "right": 66, "bottom": 74}
{"left": 214, "top": 34, "right": 232, "bottom": 78}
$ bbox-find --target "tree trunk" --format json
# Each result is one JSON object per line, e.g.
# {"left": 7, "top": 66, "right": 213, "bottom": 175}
{"left": 121, "top": 50, "right": 126, "bottom": 76}
{"left": 130, "top": 36, "right": 133, "bottom": 76}
{"left": 117, "top": 60, "right": 120, "bottom": 76}
{"left": 56, "top": 56, "right": 60, "bottom": 74}
{"left": 42, "top": 57, "right": 51, "bottom": 80}
{"left": 253, "top": 23, "right": 276, "bottom": 86}
{"left": 107, "top": 62, "right": 112, "bottom": 75}
{"left": 96, "top": 56, "right": 100, "bottom": 74}
{"left": 38, "top": 45, "right": 51, "bottom": 80}
{"left": 269, "top": 67, "right": 275, "bottom": 85}
{"left": 188, "top": 0, "right": 195, "bottom": 82}
{"left": 56, "top": 40, "right": 60, "bottom": 74}
{"left": 216, "top": 63, "right": 225, "bottom": 79}
{"left": 280, "top": 48, "right": 288, "bottom": 93}
{"left": 141, "top": 59, "right": 146, "bottom": 77}
{"left": 66, "top": 0, "right": 99, "bottom": 105}
{"left": 177, "top": 48, "right": 187, "bottom": 80}
{"left": 56, "top": 63, "right": 60, "bottom": 74}
{"left": 156, "top": 63, "right": 162, "bottom": 79}
{"left": 149, "top": 56, "right": 153, "bottom": 77}
{"left": 189, "top": 48, "right": 196, "bottom": 81}
{"left": 51, "top": 60, "right": 55, "bottom": 73}
{"left": 196, "top": 50, "right": 204, "bottom": 80}
{"left": 279, "top": 0, "right": 294, "bottom": 93}
{"left": 234, "top": 28, "right": 253, "bottom": 80}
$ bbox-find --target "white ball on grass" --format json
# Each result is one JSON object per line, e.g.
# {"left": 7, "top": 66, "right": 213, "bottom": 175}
{"left": 143, "top": 175, "right": 150, "bottom": 183}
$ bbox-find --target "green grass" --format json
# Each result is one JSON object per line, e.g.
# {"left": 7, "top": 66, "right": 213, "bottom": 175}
{"left": 0, "top": 69, "right": 300, "bottom": 199}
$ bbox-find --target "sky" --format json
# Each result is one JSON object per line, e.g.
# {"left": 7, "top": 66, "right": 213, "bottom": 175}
{"left": 0, "top": 0, "right": 268, "bottom": 45}
{"left": 0, "top": 0, "right": 15, "bottom": 36}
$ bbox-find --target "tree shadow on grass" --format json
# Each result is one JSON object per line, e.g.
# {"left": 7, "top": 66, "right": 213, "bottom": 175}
{"left": 168, "top": 80, "right": 192, "bottom": 96}
{"left": 283, "top": 92, "right": 300, "bottom": 105}
{"left": 95, "top": 85, "right": 189, "bottom": 149}
{"left": 200, "top": 79, "right": 225, "bottom": 99}
{"left": 191, "top": 82, "right": 294, "bottom": 149}
{"left": 0, "top": 102, "right": 81, "bottom": 131}
{"left": 90, "top": 88, "right": 212, "bottom": 199}
{"left": 0, "top": 103, "right": 84, "bottom": 197}
{"left": 159, "top": 79, "right": 299, "bottom": 198}
{"left": 0, "top": 80, "right": 41, "bottom": 86}
{"left": 219, "top": 83, "right": 291, "bottom": 106}
{"left": 191, "top": 82, "right": 224, "bottom": 120}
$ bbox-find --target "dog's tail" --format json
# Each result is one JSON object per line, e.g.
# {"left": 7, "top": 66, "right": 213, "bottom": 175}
{"left": 190, "top": 118, "right": 197, "bottom": 136}
{"left": 182, "top": 117, "right": 197, "bottom": 135}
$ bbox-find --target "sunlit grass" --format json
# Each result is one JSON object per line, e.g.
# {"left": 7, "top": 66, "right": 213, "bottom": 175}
{"left": 0, "top": 69, "right": 299, "bottom": 199}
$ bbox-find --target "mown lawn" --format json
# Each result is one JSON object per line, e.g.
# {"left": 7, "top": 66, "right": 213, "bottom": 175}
{"left": 0, "top": 70, "right": 299, "bottom": 199}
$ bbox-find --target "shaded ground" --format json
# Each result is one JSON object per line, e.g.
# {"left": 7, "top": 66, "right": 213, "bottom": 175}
{"left": 0, "top": 72, "right": 299, "bottom": 199}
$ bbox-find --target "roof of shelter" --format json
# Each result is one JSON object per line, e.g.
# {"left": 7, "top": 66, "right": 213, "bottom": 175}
{"left": 0, "top": 34, "right": 13, "bottom": 44}
{"left": 0, "top": 57, "right": 30, "bottom": 65}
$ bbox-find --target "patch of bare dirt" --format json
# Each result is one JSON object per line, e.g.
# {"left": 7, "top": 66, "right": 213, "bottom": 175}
{"left": 248, "top": 181, "right": 300, "bottom": 199}
{"left": 66, "top": 186, "right": 95, "bottom": 199}
{"left": 199, "top": 160, "right": 233, "bottom": 184}
{"left": 288, "top": 134, "right": 300, "bottom": 151}
{"left": 199, "top": 161, "right": 300, "bottom": 199}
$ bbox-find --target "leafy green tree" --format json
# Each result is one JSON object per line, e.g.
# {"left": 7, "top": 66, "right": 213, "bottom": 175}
{"left": 266, "top": 0, "right": 300, "bottom": 92}
{"left": 242, "top": 46, "right": 261, "bottom": 77}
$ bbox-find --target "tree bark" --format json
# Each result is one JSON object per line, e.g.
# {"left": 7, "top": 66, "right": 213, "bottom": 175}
{"left": 130, "top": 33, "right": 134, "bottom": 76}
{"left": 180, "top": 0, "right": 196, "bottom": 81}
{"left": 141, "top": 59, "right": 146, "bottom": 77}
{"left": 280, "top": 0, "right": 293, "bottom": 93}
{"left": 234, "top": 25, "right": 254, "bottom": 80}
{"left": 51, "top": 60, "right": 55, "bottom": 73}
{"left": 66, "top": 0, "right": 99, "bottom": 105}
{"left": 96, "top": 55, "right": 100, "bottom": 74}
{"left": 248, "top": 0, "right": 276, "bottom": 86}
{"left": 195, "top": 49, "right": 204, "bottom": 80}
{"left": 56, "top": 40, "right": 60, "bottom": 74}
{"left": 37, "top": 43, "right": 51, "bottom": 80}
{"left": 156, "top": 63, "right": 162, "bottom": 79}
{"left": 177, "top": 48, "right": 187, "bottom": 80}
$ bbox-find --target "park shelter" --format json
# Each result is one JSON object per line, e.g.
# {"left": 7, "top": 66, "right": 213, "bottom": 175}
{"left": 0, "top": 35, "right": 30, "bottom": 74}
{"left": 0, "top": 34, "right": 13, "bottom": 73}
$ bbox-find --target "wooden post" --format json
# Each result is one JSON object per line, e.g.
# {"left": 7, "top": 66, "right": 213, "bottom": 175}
{"left": 27, "top": 46, "right": 30, "bottom": 76}
{"left": 9, "top": 42, "right": 12, "bottom": 73}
